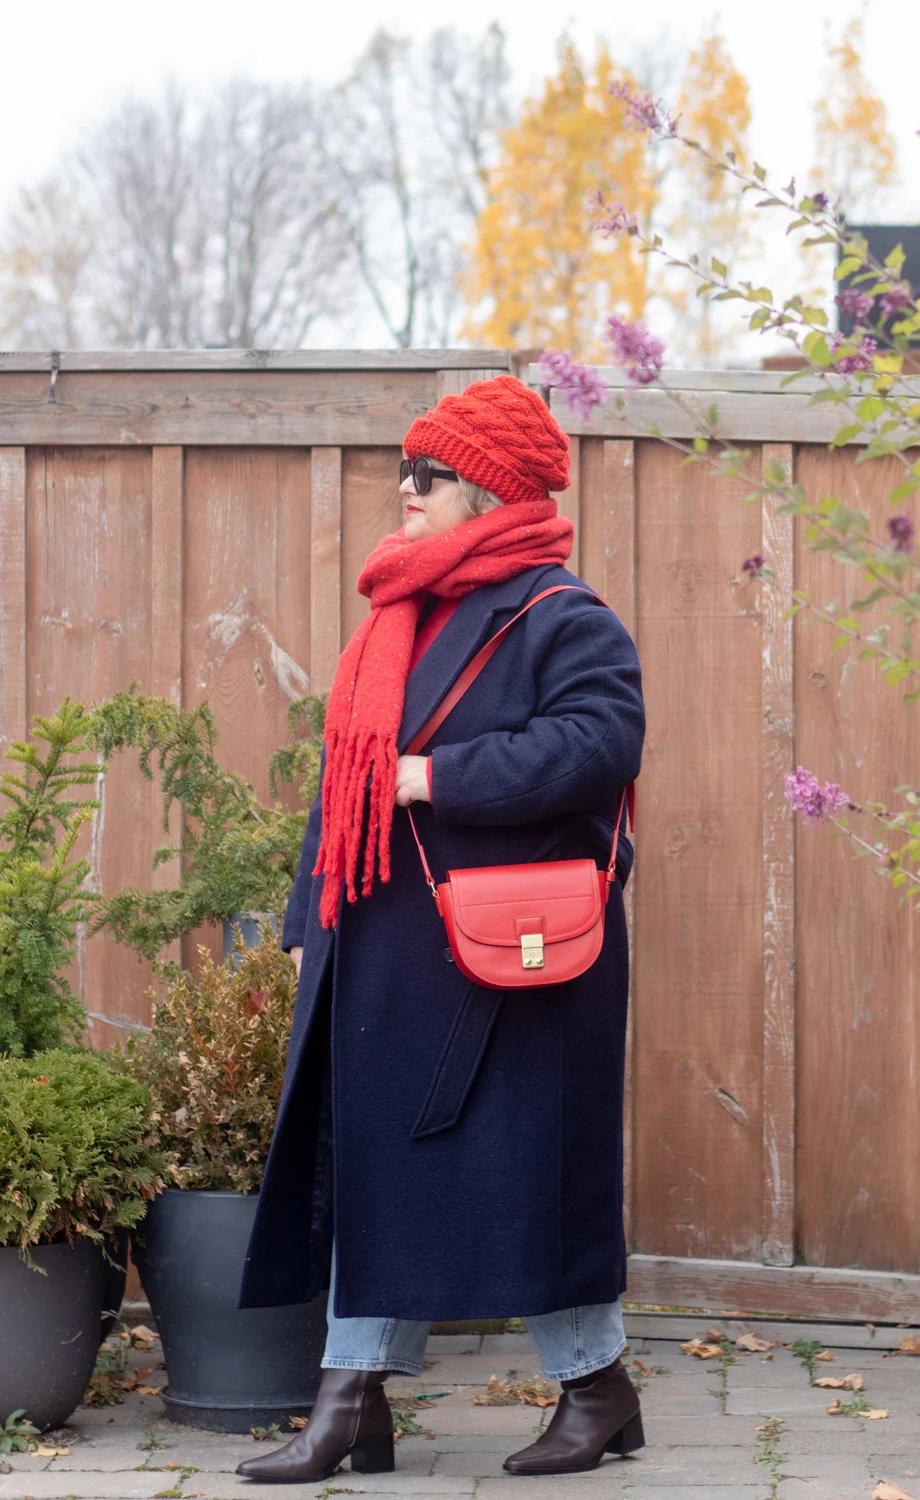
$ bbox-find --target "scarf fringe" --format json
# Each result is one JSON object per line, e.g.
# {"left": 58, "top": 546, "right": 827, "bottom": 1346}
{"left": 314, "top": 725, "right": 398, "bottom": 928}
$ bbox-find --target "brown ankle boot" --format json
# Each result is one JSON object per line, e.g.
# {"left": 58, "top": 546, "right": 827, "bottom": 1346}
{"left": 503, "top": 1357, "right": 644, "bottom": 1476}
{"left": 236, "top": 1367, "right": 394, "bottom": 1483}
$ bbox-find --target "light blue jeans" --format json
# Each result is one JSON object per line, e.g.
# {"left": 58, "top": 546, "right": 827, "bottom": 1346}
{"left": 320, "top": 1242, "right": 627, "bottom": 1382}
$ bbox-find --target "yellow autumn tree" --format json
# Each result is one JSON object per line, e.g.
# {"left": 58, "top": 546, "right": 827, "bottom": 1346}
{"left": 812, "top": 12, "right": 899, "bottom": 217}
{"left": 460, "top": 39, "right": 657, "bottom": 358}
{"left": 664, "top": 25, "right": 752, "bottom": 365}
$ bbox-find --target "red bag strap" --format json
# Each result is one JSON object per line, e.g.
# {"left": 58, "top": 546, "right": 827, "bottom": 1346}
{"left": 404, "top": 585, "right": 636, "bottom": 894}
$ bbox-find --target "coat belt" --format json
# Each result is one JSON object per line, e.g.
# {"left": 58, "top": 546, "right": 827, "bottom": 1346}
{"left": 410, "top": 983, "right": 503, "bottom": 1139}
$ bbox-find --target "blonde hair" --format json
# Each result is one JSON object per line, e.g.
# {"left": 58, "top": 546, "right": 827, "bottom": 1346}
{"left": 457, "top": 475, "right": 503, "bottom": 518}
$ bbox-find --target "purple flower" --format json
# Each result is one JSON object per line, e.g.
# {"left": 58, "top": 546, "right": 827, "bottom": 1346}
{"left": 604, "top": 314, "right": 666, "bottom": 386}
{"left": 609, "top": 79, "right": 677, "bottom": 138}
{"left": 835, "top": 288, "right": 874, "bottom": 322}
{"left": 588, "top": 189, "right": 636, "bottom": 237}
{"left": 812, "top": 191, "right": 830, "bottom": 211}
{"left": 879, "top": 282, "right": 913, "bottom": 318}
{"left": 741, "top": 554, "right": 765, "bottom": 575}
{"left": 784, "top": 766, "right": 850, "bottom": 826}
{"left": 536, "top": 350, "right": 608, "bottom": 419}
{"left": 888, "top": 513, "right": 916, "bottom": 554}
{"left": 829, "top": 333, "right": 877, "bottom": 375}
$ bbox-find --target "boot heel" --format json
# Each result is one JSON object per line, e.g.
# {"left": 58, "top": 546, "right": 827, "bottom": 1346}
{"left": 351, "top": 1432, "right": 395, "bottom": 1473}
{"left": 607, "top": 1410, "right": 645, "bottom": 1455}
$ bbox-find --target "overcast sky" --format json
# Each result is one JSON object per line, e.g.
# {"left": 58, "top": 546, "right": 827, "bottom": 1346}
{"left": 4, "top": 0, "right": 918, "bottom": 214}
{"left": 2, "top": 0, "right": 917, "bottom": 355}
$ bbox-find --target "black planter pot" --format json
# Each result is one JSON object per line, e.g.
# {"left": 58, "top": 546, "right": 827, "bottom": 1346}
{"left": 132, "top": 1188, "right": 327, "bottom": 1432}
{"left": 99, "top": 1227, "right": 129, "bottom": 1343}
{"left": 0, "top": 1239, "right": 105, "bottom": 1430}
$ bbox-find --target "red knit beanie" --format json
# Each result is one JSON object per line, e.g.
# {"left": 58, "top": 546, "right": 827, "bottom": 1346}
{"left": 403, "top": 374, "right": 570, "bottom": 506}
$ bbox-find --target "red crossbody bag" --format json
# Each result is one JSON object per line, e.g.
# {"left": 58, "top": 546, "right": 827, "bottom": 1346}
{"left": 405, "top": 586, "right": 636, "bottom": 990}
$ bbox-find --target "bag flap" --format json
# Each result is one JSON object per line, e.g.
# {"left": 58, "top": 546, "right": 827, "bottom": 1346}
{"left": 446, "top": 859, "right": 602, "bottom": 947}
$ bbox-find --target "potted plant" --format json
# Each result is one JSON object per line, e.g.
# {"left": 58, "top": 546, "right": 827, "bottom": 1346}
{"left": 0, "top": 699, "right": 134, "bottom": 1339}
{"left": 0, "top": 1048, "right": 169, "bottom": 1431}
{"left": 124, "top": 921, "right": 328, "bottom": 1432}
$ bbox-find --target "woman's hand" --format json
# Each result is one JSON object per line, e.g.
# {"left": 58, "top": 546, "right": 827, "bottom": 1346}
{"left": 395, "top": 755, "right": 431, "bottom": 807}
{"left": 290, "top": 946, "right": 303, "bottom": 978}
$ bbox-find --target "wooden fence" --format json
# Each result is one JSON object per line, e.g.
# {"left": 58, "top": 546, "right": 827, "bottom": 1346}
{"left": 1, "top": 351, "right": 917, "bottom": 1322}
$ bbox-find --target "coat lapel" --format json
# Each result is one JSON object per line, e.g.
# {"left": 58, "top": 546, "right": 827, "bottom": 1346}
{"left": 397, "top": 566, "right": 557, "bottom": 753}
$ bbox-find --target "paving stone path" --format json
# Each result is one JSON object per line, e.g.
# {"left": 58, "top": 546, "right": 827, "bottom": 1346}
{"left": 2, "top": 1322, "right": 919, "bottom": 1500}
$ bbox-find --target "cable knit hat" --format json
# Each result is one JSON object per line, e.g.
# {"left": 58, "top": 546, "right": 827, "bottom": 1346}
{"left": 403, "top": 374, "right": 570, "bottom": 505}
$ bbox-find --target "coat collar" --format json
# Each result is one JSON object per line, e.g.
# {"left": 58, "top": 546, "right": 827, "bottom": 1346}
{"left": 397, "top": 565, "right": 563, "bottom": 753}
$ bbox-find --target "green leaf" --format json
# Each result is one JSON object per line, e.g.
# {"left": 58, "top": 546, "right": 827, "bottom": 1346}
{"left": 802, "top": 330, "right": 831, "bottom": 368}
{"left": 749, "top": 287, "right": 772, "bottom": 303}
{"left": 851, "top": 587, "right": 887, "bottom": 611}
{"left": 829, "top": 425, "right": 862, "bottom": 449}
{"left": 784, "top": 604, "right": 802, "bottom": 619}
{"left": 890, "top": 477, "right": 920, "bottom": 503}
{"left": 710, "top": 257, "right": 727, "bottom": 278}
{"left": 753, "top": 163, "right": 766, "bottom": 182}
{"left": 835, "top": 257, "right": 863, "bottom": 280}
{"left": 749, "top": 308, "right": 771, "bottom": 330}
{"left": 856, "top": 395, "right": 885, "bottom": 421}
{"left": 884, "top": 244, "right": 906, "bottom": 276}
{"left": 831, "top": 634, "right": 852, "bottom": 651}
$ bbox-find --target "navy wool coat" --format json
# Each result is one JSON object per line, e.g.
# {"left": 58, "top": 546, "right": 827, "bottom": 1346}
{"left": 238, "top": 563, "right": 645, "bottom": 1320}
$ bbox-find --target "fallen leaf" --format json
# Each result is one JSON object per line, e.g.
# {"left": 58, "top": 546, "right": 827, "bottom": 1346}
{"left": 130, "top": 1324, "right": 158, "bottom": 1347}
{"left": 763, "top": 1352, "right": 774, "bottom": 1361}
{"left": 865, "top": 1408, "right": 889, "bottom": 1419}
{"left": 873, "top": 1483, "right": 916, "bottom": 1500}
{"left": 705, "top": 1326, "right": 727, "bottom": 1342}
{"left": 897, "top": 1334, "right": 920, "bottom": 1356}
{"left": 735, "top": 1332, "right": 776, "bottom": 1353}
{"left": 814, "top": 1349, "right": 836, "bottom": 1362}
{"left": 813, "top": 1374, "right": 864, "bottom": 1391}
{"left": 33, "top": 1447, "right": 70, "bottom": 1457}
{"left": 681, "top": 1338, "right": 722, "bottom": 1360}
{"left": 288, "top": 1416, "right": 308, "bottom": 1430}
{"left": 136, "top": 1386, "right": 162, "bottom": 1397}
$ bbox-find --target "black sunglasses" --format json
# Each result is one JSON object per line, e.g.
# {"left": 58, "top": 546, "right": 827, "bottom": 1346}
{"left": 399, "top": 456, "right": 459, "bottom": 495}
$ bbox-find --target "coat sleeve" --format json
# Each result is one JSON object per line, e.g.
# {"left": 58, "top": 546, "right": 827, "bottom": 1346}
{"left": 280, "top": 750, "right": 325, "bottom": 953}
{"left": 428, "top": 601, "right": 644, "bottom": 827}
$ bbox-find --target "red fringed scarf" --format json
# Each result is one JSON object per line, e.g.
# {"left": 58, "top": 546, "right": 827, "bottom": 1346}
{"left": 313, "top": 501, "right": 574, "bottom": 927}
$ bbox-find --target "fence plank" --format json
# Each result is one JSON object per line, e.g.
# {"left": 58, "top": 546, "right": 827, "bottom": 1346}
{"left": 25, "top": 448, "right": 160, "bottom": 1042}
{"left": 0, "top": 371, "right": 440, "bottom": 446}
{"left": 530, "top": 363, "right": 920, "bottom": 396}
{"left": 435, "top": 368, "right": 504, "bottom": 401}
{"left": 341, "top": 448, "right": 403, "bottom": 643}
{"left": 0, "top": 448, "right": 26, "bottom": 752}
{"left": 553, "top": 437, "right": 580, "bottom": 574}
{"left": 549, "top": 387, "right": 908, "bottom": 444}
{"left": 150, "top": 449, "right": 184, "bottom": 969}
{"left": 0, "top": 349, "right": 513, "bottom": 374}
{"left": 311, "top": 448, "right": 343, "bottom": 695}
{"left": 602, "top": 442, "right": 637, "bottom": 1246}
{"left": 794, "top": 448, "right": 920, "bottom": 1276}
{"left": 760, "top": 445, "right": 796, "bottom": 1267}
{"left": 632, "top": 440, "right": 765, "bottom": 1263}
{"left": 626, "top": 1253, "right": 920, "bottom": 1324}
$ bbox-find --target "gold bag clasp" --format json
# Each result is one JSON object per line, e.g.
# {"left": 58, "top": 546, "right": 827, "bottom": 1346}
{"left": 520, "top": 933, "right": 544, "bottom": 969}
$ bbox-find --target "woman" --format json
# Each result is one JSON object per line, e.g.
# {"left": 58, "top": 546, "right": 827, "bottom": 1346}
{"left": 236, "top": 375, "right": 646, "bottom": 1482}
